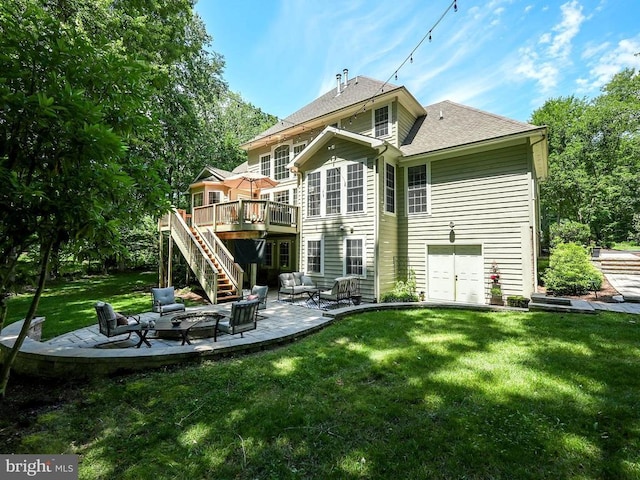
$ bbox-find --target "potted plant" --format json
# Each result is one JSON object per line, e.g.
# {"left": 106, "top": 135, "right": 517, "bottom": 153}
{"left": 489, "top": 261, "right": 504, "bottom": 305}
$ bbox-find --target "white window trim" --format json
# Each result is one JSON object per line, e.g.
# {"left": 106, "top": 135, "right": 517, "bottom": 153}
{"left": 305, "top": 171, "right": 321, "bottom": 218}
{"left": 259, "top": 154, "right": 271, "bottom": 178}
{"left": 343, "top": 235, "right": 367, "bottom": 278}
{"left": 305, "top": 234, "right": 324, "bottom": 276}
{"left": 384, "top": 161, "right": 396, "bottom": 216}
{"left": 293, "top": 141, "right": 307, "bottom": 158}
{"left": 405, "top": 161, "right": 432, "bottom": 215}
{"left": 372, "top": 103, "right": 392, "bottom": 138}
{"left": 306, "top": 158, "right": 368, "bottom": 218}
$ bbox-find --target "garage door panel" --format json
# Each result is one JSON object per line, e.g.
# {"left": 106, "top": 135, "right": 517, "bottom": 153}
{"left": 427, "top": 245, "right": 483, "bottom": 304}
{"left": 455, "top": 253, "right": 484, "bottom": 303}
{"left": 427, "top": 252, "right": 455, "bottom": 301}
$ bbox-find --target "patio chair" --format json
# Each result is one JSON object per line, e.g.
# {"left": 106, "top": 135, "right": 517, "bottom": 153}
{"left": 94, "top": 301, "right": 142, "bottom": 344}
{"left": 213, "top": 299, "right": 259, "bottom": 341}
{"left": 151, "top": 286, "right": 186, "bottom": 316}
{"left": 245, "top": 285, "right": 268, "bottom": 317}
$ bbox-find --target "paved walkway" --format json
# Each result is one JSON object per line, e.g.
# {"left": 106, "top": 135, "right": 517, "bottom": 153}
{"left": 599, "top": 249, "right": 640, "bottom": 307}
{"left": 2, "top": 287, "right": 640, "bottom": 378}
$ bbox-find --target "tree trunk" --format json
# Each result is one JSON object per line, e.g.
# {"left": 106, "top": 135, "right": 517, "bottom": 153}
{"left": 0, "top": 252, "right": 21, "bottom": 334}
{"left": 0, "top": 236, "right": 54, "bottom": 399}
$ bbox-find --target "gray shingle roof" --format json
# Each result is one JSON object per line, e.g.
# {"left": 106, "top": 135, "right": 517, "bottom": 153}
{"left": 250, "top": 76, "right": 402, "bottom": 142}
{"left": 400, "top": 100, "right": 543, "bottom": 157}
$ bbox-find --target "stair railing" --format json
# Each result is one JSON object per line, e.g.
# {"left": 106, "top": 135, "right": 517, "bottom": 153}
{"left": 168, "top": 208, "right": 219, "bottom": 303}
{"left": 193, "top": 225, "right": 244, "bottom": 294}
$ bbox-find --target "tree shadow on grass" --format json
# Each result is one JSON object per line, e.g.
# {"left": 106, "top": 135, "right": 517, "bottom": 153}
{"left": 15, "top": 308, "right": 640, "bottom": 479}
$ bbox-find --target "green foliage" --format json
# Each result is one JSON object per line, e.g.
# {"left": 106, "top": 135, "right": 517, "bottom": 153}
{"left": 506, "top": 295, "right": 530, "bottom": 308}
{"left": 490, "top": 285, "right": 503, "bottom": 296}
{"left": 13, "top": 308, "right": 640, "bottom": 479}
{"left": 628, "top": 213, "right": 640, "bottom": 245}
{"left": 531, "top": 68, "right": 640, "bottom": 246}
{"left": 5, "top": 271, "right": 158, "bottom": 340}
{"left": 380, "top": 269, "right": 418, "bottom": 302}
{"left": 549, "top": 219, "right": 591, "bottom": 247}
{"left": 542, "top": 243, "right": 603, "bottom": 295}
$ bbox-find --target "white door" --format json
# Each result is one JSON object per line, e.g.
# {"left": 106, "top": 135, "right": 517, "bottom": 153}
{"left": 427, "top": 246, "right": 455, "bottom": 301}
{"left": 427, "top": 245, "right": 483, "bottom": 303}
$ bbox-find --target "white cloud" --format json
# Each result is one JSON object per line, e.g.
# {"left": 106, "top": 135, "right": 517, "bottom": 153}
{"left": 515, "top": 48, "right": 560, "bottom": 91}
{"left": 547, "top": 0, "right": 587, "bottom": 59}
{"left": 577, "top": 35, "right": 640, "bottom": 92}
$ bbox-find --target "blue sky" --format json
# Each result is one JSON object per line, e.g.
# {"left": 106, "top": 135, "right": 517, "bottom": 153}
{"left": 196, "top": 0, "right": 640, "bottom": 123}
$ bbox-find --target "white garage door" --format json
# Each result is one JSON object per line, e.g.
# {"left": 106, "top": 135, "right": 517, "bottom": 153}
{"left": 427, "top": 245, "right": 484, "bottom": 303}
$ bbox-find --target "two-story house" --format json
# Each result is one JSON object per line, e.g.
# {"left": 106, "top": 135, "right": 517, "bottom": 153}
{"left": 160, "top": 72, "right": 547, "bottom": 305}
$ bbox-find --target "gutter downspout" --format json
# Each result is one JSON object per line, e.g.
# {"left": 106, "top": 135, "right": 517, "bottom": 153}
{"left": 373, "top": 144, "right": 389, "bottom": 302}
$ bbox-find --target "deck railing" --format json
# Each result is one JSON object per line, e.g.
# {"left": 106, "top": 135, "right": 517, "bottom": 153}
{"left": 167, "top": 209, "right": 219, "bottom": 303}
{"left": 195, "top": 225, "right": 243, "bottom": 293}
{"left": 192, "top": 200, "right": 298, "bottom": 231}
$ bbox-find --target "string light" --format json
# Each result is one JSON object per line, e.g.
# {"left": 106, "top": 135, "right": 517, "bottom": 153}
{"left": 241, "top": 0, "right": 459, "bottom": 145}
{"left": 348, "top": 0, "right": 459, "bottom": 123}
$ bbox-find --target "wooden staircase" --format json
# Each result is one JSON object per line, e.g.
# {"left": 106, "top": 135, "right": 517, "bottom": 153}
{"left": 191, "top": 228, "right": 240, "bottom": 303}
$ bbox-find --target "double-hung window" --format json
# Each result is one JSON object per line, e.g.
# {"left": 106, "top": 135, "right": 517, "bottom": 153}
{"left": 274, "top": 145, "right": 289, "bottom": 180}
{"left": 345, "top": 238, "right": 364, "bottom": 276}
{"left": 260, "top": 154, "right": 271, "bottom": 177}
{"left": 326, "top": 167, "right": 341, "bottom": 215}
{"left": 279, "top": 241, "right": 290, "bottom": 269}
{"left": 385, "top": 163, "right": 395, "bottom": 214}
{"left": 274, "top": 190, "right": 289, "bottom": 204}
{"left": 208, "top": 191, "right": 221, "bottom": 205}
{"left": 307, "top": 171, "right": 320, "bottom": 217}
{"left": 306, "top": 238, "right": 322, "bottom": 274}
{"left": 346, "top": 163, "right": 364, "bottom": 213}
{"left": 374, "top": 105, "right": 389, "bottom": 137}
{"left": 408, "top": 164, "right": 428, "bottom": 213}
{"left": 293, "top": 143, "right": 306, "bottom": 158}
{"left": 264, "top": 242, "right": 274, "bottom": 268}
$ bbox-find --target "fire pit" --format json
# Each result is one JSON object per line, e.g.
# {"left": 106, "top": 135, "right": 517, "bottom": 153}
{"left": 155, "top": 311, "right": 223, "bottom": 340}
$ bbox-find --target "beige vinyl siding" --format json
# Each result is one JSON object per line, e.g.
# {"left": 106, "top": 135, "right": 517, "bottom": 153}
{"left": 247, "top": 144, "right": 271, "bottom": 170}
{"left": 340, "top": 110, "right": 371, "bottom": 137}
{"left": 376, "top": 158, "right": 399, "bottom": 299}
{"left": 340, "top": 101, "right": 398, "bottom": 144}
{"left": 400, "top": 142, "right": 535, "bottom": 300}
{"left": 397, "top": 103, "right": 417, "bottom": 148}
{"left": 299, "top": 138, "right": 377, "bottom": 300}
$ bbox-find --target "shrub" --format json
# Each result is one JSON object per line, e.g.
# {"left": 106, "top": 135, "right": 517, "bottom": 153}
{"left": 628, "top": 213, "right": 640, "bottom": 245}
{"left": 549, "top": 220, "right": 591, "bottom": 248}
{"left": 506, "top": 295, "right": 530, "bottom": 308}
{"left": 380, "top": 269, "right": 419, "bottom": 303}
{"left": 542, "top": 242, "right": 603, "bottom": 295}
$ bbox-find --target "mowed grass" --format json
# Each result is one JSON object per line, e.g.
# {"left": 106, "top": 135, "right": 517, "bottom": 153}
{"left": 5, "top": 272, "right": 160, "bottom": 340}
{"left": 14, "top": 304, "right": 640, "bottom": 479}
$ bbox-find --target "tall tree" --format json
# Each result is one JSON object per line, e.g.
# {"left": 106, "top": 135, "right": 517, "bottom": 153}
{"left": 0, "top": 0, "right": 209, "bottom": 396}
{"left": 531, "top": 68, "right": 640, "bottom": 246}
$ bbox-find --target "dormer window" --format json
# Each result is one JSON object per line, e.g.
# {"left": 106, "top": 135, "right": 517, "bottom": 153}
{"left": 374, "top": 105, "right": 389, "bottom": 137}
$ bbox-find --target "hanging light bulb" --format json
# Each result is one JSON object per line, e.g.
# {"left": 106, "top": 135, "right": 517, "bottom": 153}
{"left": 395, "top": 72, "right": 398, "bottom": 81}
{"left": 429, "top": 32, "right": 432, "bottom": 42}
{"left": 410, "top": 55, "right": 413, "bottom": 64}
{"left": 454, "top": 0, "right": 458, "bottom": 12}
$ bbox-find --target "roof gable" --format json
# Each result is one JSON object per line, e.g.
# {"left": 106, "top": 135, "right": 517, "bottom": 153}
{"left": 193, "top": 166, "right": 234, "bottom": 183}
{"left": 243, "top": 76, "right": 425, "bottom": 148}
{"left": 400, "top": 100, "right": 544, "bottom": 156}
{"left": 288, "top": 126, "right": 402, "bottom": 171}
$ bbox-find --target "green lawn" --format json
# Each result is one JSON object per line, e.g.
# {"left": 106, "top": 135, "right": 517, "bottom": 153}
{"left": 6, "top": 272, "right": 160, "bottom": 340}
{"left": 11, "top": 304, "right": 640, "bottom": 479}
